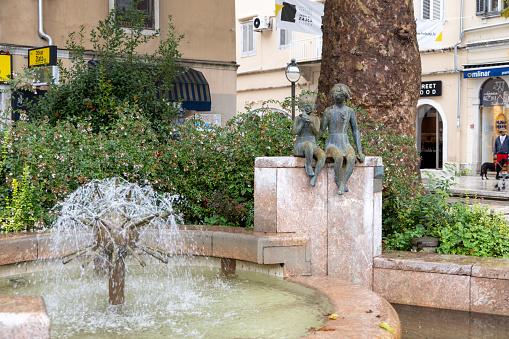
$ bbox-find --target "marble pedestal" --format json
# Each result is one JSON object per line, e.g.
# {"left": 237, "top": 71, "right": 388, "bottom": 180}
{"left": 254, "top": 156, "right": 383, "bottom": 288}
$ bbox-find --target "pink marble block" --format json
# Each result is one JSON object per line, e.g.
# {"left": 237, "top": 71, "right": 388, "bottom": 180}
{"left": 254, "top": 156, "right": 383, "bottom": 288}
{"left": 0, "top": 295, "right": 50, "bottom": 339}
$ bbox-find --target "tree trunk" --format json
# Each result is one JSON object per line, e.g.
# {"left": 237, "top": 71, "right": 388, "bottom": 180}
{"left": 318, "top": 0, "right": 421, "bottom": 139}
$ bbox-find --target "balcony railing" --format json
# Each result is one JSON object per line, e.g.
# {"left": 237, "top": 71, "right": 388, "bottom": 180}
{"left": 290, "top": 36, "right": 322, "bottom": 63}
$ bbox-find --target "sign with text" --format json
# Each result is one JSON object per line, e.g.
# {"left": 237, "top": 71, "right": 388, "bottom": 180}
{"left": 481, "top": 78, "right": 509, "bottom": 107}
{"left": 0, "top": 54, "right": 12, "bottom": 83}
{"left": 28, "top": 46, "right": 57, "bottom": 67}
{"left": 464, "top": 66, "right": 509, "bottom": 79}
{"left": 420, "top": 81, "right": 442, "bottom": 97}
{"left": 416, "top": 19, "right": 443, "bottom": 50}
{"left": 275, "top": 0, "right": 324, "bottom": 36}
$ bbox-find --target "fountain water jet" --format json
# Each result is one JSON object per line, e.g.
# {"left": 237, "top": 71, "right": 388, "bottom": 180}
{"left": 54, "top": 177, "right": 178, "bottom": 305}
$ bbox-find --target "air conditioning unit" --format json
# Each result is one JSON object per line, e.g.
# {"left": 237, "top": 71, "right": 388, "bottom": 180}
{"left": 253, "top": 16, "right": 271, "bottom": 31}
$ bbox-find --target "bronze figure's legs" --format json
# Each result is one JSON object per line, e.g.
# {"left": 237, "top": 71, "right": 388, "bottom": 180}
{"left": 310, "top": 146, "right": 326, "bottom": 187}
{"left": 326, "top": 146, "right": 344, "bottom": 193}
{"left": 341, "top": 149, "right": 356, "bottom": 194}
{"left": 302, "top": 141, "right": 315, "bottom": 176}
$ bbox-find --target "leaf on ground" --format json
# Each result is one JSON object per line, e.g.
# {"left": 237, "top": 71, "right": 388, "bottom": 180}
{"left": 327, "top": 313, "right": 339, "bottom": 320}
{"left": 379, "top": 321, "right": 395, "bottom": 333}
{"left": 309, "top": 326, "right": 336, "bottom": 332}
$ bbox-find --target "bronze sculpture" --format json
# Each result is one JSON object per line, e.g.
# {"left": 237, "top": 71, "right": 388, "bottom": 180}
{"left": 292, "top": 94, "right": 326, "bottom": 187}
{"left": 319, "top": 84, "right": 365, "bottom": 195}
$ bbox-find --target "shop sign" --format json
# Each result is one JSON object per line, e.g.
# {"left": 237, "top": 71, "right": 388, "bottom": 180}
{"left": 482, "top": 78, "right": 509, "bottom": 107}
{"left": 463, "top": 66, "right": 509, "bottom": 79}
{"left": 28, "top": 46, "right": 57, "bottom": 67}
{"left": 420, "top": 81, "right": 442, "bottom": 97}
{"left": 0, "top": 54, "right": 12, "bottom": 83}
{"left": 496, "top": 113, "right": 507, "bottom": 135}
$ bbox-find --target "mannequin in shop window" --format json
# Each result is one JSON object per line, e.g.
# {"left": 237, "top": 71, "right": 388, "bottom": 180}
{"left": 494, "top": 128, "right": 509, "bottom": 179}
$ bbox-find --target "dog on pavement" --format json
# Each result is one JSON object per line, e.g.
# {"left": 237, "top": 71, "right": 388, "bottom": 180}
{"left": 480, "top": 158, "right": 508, "bottom": 180}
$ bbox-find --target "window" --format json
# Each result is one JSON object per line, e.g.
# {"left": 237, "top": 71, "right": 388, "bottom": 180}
{"left": 240, "top": 21, "right": 256, "bottom": 57}
{"left": 278, "top": 28, "right": 294, "bottom": 50}
{"left": 110, "top": 0, "right": 158, "bottom": 31}
{"left": 420, "top": 0, "right": 442, "bottom": 20}
{"left": 477, "top": 0, "right": 509, "bottom": 15}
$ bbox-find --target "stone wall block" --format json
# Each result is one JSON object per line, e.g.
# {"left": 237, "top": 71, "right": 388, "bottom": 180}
{"left": 0, "top": 295, "right": 50, "bottom": 339}
{"left": 254, "top": 167, "right": 277, "bottom": 233}
{"left": 263, "top": 245, "right": 311, "bottom": 276}
{"left": 211, "top": 232, "right": 260, "bottom": 263}
{"left": 276, "top": 167, "right": 327, "bottom": 275}
{"left": 327, "top": 166, "right": 375, "bottom": 287}
{"left": 374, "top": 268, "right": 470, "bottom": 311}
{"left": 0, "top": 236, "right": 38, "bottom": 265}
{"left": 471, "top": 277, "right": 509, "bottom": 315}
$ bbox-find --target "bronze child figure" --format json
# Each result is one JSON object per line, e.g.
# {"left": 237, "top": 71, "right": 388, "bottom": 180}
{"left": 293, "top": 94, "right": 326, "bottom": 187}
{"left": 319, "top": 84, "right": 365, "bottom": 195}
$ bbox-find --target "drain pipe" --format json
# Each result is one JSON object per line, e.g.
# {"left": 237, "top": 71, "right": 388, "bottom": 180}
{"left": 454, "top": 0, "right": 464, "bottom": 129}
{"left": 38, "top": 0, "right": 52, "bottom": 45}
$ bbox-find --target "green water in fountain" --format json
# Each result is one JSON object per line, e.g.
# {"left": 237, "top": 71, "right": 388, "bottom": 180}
{"left": 0, "top": 261, "right": 332, "bottom": 339}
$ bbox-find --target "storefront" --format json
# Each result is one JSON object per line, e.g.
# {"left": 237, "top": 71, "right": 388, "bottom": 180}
{"left": 417, "top": 80, "right": 445, "bottom": 170}
{"left": 464, "top": 63, "right": 509, "bottom": 170}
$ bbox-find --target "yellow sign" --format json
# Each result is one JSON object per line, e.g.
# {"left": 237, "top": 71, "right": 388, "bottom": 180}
{"left": 496, "top": 112, "right": 507, "bottom": 135}
{"left": 0, "top": 54, "right": 12, "bottom": 83}
{"left": 28, "top": 46, "right": 57, "bottom": 67}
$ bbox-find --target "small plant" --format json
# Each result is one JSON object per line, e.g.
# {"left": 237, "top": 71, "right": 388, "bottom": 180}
{"left": 1, "top": 165, "right": 43, "bottom": 232}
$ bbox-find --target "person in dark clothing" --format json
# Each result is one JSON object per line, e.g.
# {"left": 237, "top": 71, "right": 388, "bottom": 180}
{"left": 494, "top": 128, "right": 509, "bottom": 179}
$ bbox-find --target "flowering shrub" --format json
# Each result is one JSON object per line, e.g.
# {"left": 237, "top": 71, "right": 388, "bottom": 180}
{"left": 163, "top": 112, "right": 294, "bottom": 226}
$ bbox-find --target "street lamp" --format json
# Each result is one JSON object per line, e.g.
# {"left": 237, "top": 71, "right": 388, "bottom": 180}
{"left": 285, "top": 58, "right": 301, "bottom": 120}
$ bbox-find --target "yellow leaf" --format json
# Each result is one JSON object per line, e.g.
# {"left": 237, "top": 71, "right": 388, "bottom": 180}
{"left": 328, "top": 313, "right": 339, "bottom": 320}
{"left": 379, "top": 322, "right": 395, "bottom": 333}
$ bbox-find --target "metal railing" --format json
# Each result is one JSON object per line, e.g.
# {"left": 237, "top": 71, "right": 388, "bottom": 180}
{"left": 290, "top": 36, "right": 322, "bottom": 63}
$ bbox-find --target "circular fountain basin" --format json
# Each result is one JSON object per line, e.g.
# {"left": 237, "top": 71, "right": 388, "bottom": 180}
{"left": 1, "top": 257, "right": 333, "bottom": 339}
{"left": 0, "top": 231, "right": 401, "bottom": 338}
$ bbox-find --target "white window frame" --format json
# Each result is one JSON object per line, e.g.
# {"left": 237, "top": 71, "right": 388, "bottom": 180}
{"left": 277, "top": 28, "right": 294, "bottom": 51}
{"left": 477, "top": 0, "right": 509, "bottom": 15}
{"left": 240, "top": 20, "right": 256, "bottom": 57}
{"left": 420, "top": 0, "right": 443, "bottom": 20}
{"left": 109, "top": 0, "right": 159, "bottom": 35}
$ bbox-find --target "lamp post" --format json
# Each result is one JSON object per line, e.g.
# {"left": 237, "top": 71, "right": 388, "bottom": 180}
{"left": 285, "top": 58, "right": 301, "bottom": 120}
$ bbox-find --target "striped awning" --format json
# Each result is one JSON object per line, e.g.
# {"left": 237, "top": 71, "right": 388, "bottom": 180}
{"left": 165, "top": 67, "right": 211, "bottom": 111}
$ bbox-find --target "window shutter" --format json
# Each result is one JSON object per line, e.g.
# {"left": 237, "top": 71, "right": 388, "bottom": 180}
{"left": 422, "top": 0, "right": 431, "bottom": 19}
{"left": 432, "top": 0, "right": 441, "bottom": 20}
{"left": 476, "top": 0, "right": 486, "bottom": 15}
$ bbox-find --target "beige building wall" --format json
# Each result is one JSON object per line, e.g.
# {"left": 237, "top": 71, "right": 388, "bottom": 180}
{"left": 237, "top": 0, "right": 509, "bottom": 172}
{"left": 0, "top": 0, "right": 237, "bottom": 124}
{"left": 235, "top": 0, "right": 319, "bottom": 114}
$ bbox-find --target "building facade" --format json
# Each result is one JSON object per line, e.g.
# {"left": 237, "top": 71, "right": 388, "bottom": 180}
{"left": 236, "top": 0, "right": 509, "bottom": 173}
{"left": 0, "top": 0, "right": 237, "bottom": 126}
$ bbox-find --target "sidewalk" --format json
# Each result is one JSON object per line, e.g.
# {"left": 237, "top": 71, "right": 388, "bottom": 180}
{"left": 423, "top": 171, "right": 509, "bottom": 220}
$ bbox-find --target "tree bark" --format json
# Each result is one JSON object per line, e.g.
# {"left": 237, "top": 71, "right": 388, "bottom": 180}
{"left": 318, "top": 0, "right": 421, "bottom": 140}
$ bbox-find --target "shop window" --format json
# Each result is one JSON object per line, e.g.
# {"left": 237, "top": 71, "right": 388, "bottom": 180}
{"left": 480, "top": 78, "right": 509, "bottom": 164}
